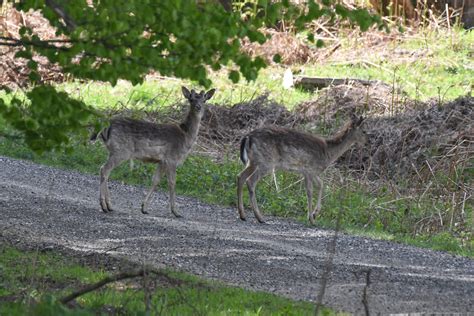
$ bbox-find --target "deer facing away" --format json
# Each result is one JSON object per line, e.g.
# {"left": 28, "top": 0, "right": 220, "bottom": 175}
{"left": 92, "top": 86, "right": 215, "bottom": 216}
{"left": 237, "top": 115, "right": 367, "bottom": 224}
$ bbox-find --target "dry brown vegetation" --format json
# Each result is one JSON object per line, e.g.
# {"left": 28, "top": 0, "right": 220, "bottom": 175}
{"left": 144, "top": 82, "right": 472, "bottom": 186}
{"left": 0, "top": 6, "right": 65, "bottom": 88}
{"left": 240, "top": 0, "right": 469, "bottom": 67}
{"left": 137, "top": 81, "right": 472, "bottom": 239}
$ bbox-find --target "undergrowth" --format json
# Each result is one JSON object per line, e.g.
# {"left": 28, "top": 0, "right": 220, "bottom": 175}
{"left": 0, "top": 244, "right": 326, "bottom": 315}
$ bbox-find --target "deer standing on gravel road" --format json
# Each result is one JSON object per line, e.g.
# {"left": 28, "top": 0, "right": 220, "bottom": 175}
{"left": 237, "top": 115, "right": 367, "bottom": 224}
{"left": 92, "top": 86, "right": 216, "bottom": 216}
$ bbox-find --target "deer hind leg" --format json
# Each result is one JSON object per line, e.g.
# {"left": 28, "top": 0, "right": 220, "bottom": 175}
{"left": 311, "top": 176, "right": 324, "bottom": 220}
{"left": 237, "top": 164, "right": 257, "bottom": 221}
{"left": 99, "top": 154, "right": 125, "bottom": 213}
{"left": 304, "top": 173, "right": 315, "bottom": 224}
{"left": 141, "top": 164, "right": 163, "bottom": 215}
{"left": 165, "top": 164, "right": 181, "bottom": 218}
{"left": 246, "top": 167, "right": 269, "bottom": 223}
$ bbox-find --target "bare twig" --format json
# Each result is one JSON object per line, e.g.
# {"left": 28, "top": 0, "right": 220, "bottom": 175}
{"left": 314, "top": 196, "right": 342, "bottom": 315}
{"left": 362, "top": 270, "right": 371, "bottom": 316}
{"left": 44, "top": 0, "right": 77, "bottom": 31}
{"left": 143, "top": 265, "right": 151, "bottom": 314}
{"left": 60, "top": 270, "right": 146, "bottom": 304}
{"left": 59, "top": 266, "right": 184, "bottom": 306}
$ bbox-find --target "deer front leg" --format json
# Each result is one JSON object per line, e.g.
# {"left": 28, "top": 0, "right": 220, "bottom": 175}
{"left": 99, "top": 165, "right": 109, "bottom": 212}
{"left": 141, "top": 164, "right": 163, "bottom": 214}
{"left": 99, "top": 156, "right": 122, "bottom": 213}
{"left": 304, "top": 174, "right": 315, "bottom": 224}
{"left": 165, "top": 165, "right": 181, "bottom": 218}
{"left": 312, "top": 176, "right": 324, "bottom": 219}
{"left": 237, "top": 165, "right": 256, "bottom": 221}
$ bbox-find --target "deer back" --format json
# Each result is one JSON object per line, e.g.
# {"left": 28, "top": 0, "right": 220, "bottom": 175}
{"left": 244, "top": 126, "right": 330, "bottom": 172}
{"left": 104, "top": 118, "right": 188, "bottom": 163}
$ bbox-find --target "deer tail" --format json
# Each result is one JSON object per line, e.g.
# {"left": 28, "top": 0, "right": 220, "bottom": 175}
{"left": 90, "top": 126, "right": 112, "bottom": 143}
{"left": 240, "top": 135, "right": 251, "bottom": 165}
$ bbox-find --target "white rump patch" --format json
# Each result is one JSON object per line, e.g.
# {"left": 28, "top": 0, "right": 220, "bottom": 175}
{"left": 243, "top": 146, "right": 248, "bottom": 164}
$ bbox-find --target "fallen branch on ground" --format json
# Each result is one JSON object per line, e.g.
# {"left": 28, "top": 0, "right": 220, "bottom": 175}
{"left": 60, "top": 268, "right": 174, "bottom": 305}
{"left": 294, "top": 76, "right": 384, "bottom": 90}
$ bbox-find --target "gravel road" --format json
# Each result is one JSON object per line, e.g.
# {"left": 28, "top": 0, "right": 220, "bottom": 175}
{"left": 0, "top": 156, "right": 473, "bottom": 314}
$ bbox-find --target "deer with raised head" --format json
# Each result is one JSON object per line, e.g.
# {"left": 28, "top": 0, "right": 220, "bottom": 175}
{"left": 92, "top": 86, "right": 215, "bottom": 216}
{"left": 237, "top": 115, "right": 367, "bottom": 224}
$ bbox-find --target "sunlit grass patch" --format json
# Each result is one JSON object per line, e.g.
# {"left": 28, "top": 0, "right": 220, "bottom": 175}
{"left": 0, "top": 244, "right": 328, "bottom": 315}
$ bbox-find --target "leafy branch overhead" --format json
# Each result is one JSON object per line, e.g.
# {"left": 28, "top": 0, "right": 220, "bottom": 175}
{"left": 0, "top": 0, "right": 384, "bottom": 152}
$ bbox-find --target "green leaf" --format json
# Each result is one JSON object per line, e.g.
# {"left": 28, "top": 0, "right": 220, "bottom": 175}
{"left": 272, "top": 54, "right": 282, "bottom": 63}
{"left": 229, "top": 70, "right": 240, "bottom": 83}
{"left": 27, "top": 60, "right": 38, "bottom": 70}
{"left": 15, "top": 50, "right": 32, "bottom": 60}
{"left": 28, "top": 71, "right": 41, "bottom": 82}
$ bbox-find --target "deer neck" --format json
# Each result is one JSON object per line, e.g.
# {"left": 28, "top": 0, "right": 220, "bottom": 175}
{"left": 180, "top": 110, "right": 202, "bottom": 143}
{"left": 325, "top": 131, "right": 356, "bottom": 164}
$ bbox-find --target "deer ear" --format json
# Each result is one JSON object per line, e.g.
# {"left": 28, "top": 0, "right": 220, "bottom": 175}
{"left": 204, "top": 88, "right": 216, "bottom": 101}
{"left": 182, "top": 86, "right": 191, "bottom": 99}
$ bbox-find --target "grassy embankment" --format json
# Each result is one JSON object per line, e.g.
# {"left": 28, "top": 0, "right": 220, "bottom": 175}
{"left": 0, "top": 244, "right": 329, "bottom": 315}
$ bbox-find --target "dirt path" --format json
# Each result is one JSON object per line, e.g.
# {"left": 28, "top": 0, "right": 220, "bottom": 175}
{"left": 0, "top": 156, "right": 473, "bottom": 314}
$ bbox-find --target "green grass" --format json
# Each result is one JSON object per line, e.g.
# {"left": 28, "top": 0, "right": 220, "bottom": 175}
{"left": 304, "top": 27, "right": 473, "bottom": 101}
{"left": 38, "top": 26, "right": 471, "bottom": 112}
{"left": 54, "top": 70, "right": 313, "bottom": 112}
{"left": 0, "top": 244, "right": 336, "bottom": 315}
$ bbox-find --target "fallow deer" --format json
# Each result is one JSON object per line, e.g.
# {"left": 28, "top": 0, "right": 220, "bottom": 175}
{"left": 237, "top": 115, "right": 367, "bottom": 224}
{"left": 92, "top": 86, "right": 216, "bottom": 216}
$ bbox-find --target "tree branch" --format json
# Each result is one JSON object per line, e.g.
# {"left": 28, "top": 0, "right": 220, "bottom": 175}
{"left": 60, "top": 270, "right": 145, "bottom": 304}
{"left": 218, "top": 0, "right": 232, "bottom": 12}
{"left": 59, "top": 268, "right": 177, "bottom": 305}
{"left": 44, "top": 0, "right": 77, "bottom": 32}
{"left": 0, "top": 36, "right": 71, "bottom": 51}
{"left": 314, "top": 204, "right": 342, "bottom": 315}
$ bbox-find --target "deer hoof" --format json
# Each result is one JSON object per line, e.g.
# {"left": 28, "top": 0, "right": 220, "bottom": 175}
{"left": 172, "top": 212, "right": 182, "bottom": 218}
{"left": 106, "top": 202, "right": 114, "bottom": 213}
{"left": 141, "top": 205, "right": 148, "bottom": 215}
{"left": 239, "top": 216, "right": 247, "bottom": 221}
{"left": 100, "top": 202, "right": 111, "bottom": 213}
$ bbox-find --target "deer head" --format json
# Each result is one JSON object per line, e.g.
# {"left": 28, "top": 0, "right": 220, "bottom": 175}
{"left": 181, "top": 86, "right": 216, "bottom": 114}
{"left": 349, "top": 114, "right": 367, "bottom": 146}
